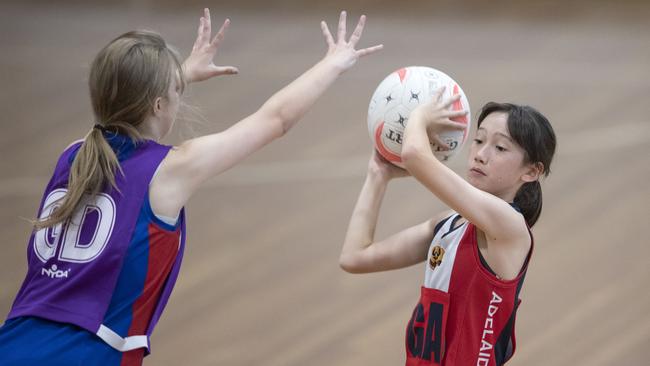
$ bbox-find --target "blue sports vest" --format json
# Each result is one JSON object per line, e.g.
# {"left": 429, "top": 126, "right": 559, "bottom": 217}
{"left": 7, "top": 133, "right": 186, "bottom": 353}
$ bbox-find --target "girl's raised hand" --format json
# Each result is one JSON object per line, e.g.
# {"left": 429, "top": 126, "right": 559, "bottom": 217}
{"left": 183, "top": 8, "right": 239, "bottom": 84}
{"left": 368, "top": 149, "right": 410, "bottom": 181}
{"left": 411, "top": 86, "right": 468, "bottom": 150}
{"left": 320, "top": 11, "right": 383, "bottom": 72}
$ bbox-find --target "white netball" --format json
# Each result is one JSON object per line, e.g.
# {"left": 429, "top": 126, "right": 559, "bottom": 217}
{"left": 367, "top": 66, "right": 471, "bottom": 167}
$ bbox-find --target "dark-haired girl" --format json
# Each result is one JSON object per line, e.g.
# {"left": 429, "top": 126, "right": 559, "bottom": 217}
{"left": 340, "top": 88, "right": 556, "bottom": 365}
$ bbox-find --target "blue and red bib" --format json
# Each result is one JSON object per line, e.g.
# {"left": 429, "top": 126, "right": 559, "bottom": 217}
{"left": 6, "top": 132, "right": 186, "bottom": 355}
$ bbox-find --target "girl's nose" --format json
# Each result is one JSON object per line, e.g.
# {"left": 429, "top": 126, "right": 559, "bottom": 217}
{"left": 474, "top": 145, "right": 488, "bottom": 164}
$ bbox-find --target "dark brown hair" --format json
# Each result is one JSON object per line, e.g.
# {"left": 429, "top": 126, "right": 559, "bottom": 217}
{"left": 477, "top": 102, "right": 556, "bottom": 227}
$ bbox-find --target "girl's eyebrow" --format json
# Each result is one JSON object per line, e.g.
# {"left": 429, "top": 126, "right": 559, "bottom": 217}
{"left": 477, "top": 127, "right": 513, "bottom": 142}
{"left": 495, "top": 132, "right": 514, "bottom": 142}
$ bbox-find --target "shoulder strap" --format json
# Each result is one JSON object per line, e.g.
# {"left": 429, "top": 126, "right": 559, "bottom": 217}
{"left": 432, "top": 215, "right": 452, "bottom": 238}
{"left": 433, "top": 213, "right": 460, "bottom": 242}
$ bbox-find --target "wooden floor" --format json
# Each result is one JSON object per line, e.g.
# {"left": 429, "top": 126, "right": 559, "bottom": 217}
{"left": 1, "top": 2, "right": 649, "bottom": 365}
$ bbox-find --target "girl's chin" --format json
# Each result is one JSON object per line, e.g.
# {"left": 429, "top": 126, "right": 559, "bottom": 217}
{"left": 466, "top": 175, "right": 481, "bottom": 187}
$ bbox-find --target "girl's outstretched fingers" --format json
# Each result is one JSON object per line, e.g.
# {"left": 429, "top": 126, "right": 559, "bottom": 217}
{"left": 319, "top": 11, "right": 383, "bottom": 71}
{"left": 337, "top": 10, "right": 347, "bottom": 41}
{"left": 211, "top": 18, "right": 229, "bottom": 49}
{"left": 321, "top": 20, "right": 335, "bottom": 49}
{"left": 356, "top": 44, "right": 384, "bottom": 58}
{"left": 348, "top": 15, "right": 366, "bottom": 47}
{"left": 185, "top": 8, "right": 238, "bottom": 83}
{"left": 350, "top": 14, "right": 383, "bottom": 58}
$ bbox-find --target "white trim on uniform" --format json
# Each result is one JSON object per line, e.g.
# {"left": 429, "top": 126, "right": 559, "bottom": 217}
{"left": 96, "top": 324, "right": 149, "bottom": 352}
{"left": 424, "top": 214, "right": 467, "bottom": 292}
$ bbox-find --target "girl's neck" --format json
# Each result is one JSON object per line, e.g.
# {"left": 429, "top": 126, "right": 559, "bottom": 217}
{"left": 138, "top": 117, "right": 164, "bottom": 141}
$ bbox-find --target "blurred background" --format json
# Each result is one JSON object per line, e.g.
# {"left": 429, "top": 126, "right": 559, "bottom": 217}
{"left": 1, "top": 1, "right": 649, "bottom": 365}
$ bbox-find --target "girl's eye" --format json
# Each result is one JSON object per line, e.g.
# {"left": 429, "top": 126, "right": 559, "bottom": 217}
{"left": 473, "top": 139, "right": 483, "bottom": 144}
{"left": 496, "top": 145, "right": 506, "bottom": 152}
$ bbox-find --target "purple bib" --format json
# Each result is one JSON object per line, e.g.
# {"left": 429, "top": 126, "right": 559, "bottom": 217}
{"left": 8, "top": 134, "right": 186, "bottom": 352}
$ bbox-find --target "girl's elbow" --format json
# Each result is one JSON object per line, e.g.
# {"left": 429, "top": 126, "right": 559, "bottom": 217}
{"left": 273, "top": 102, "right": 302, "bottom": 137}
{"left": 269, "top": 112, "right": 290, "bottom": 138}
{"left": 259, "top": 101, "right": 292, "bottom": 138}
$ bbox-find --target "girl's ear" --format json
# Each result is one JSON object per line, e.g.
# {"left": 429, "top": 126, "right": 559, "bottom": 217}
{"left": 153, "top": 96, "right": 163, "bottom": 116}
{"left": 522, "top": 162, "right": 543, "bottom": 183}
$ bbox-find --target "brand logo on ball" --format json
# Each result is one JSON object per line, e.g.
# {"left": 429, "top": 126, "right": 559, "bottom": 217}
{"left": 367, "top": 66, "right": 471, "bottom": 168}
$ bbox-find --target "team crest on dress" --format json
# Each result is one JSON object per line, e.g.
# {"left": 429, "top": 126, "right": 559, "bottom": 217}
{"left": 429, "top": 245, "right": 445, "bottom": 270}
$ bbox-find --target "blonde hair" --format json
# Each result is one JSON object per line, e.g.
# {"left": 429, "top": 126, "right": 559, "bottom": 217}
{"left": 34, "top": 30, "right": 185, "bottom": 230}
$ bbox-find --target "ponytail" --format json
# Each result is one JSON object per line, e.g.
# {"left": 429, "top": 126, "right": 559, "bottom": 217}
{"left": 33, "top": 126, "right": 123, "bottom": 230}
{"left": 514, "top": 180, "right": 542, "bottom": 227}
{"left": 33, "top": 30, "right": 184, "bottom": 230}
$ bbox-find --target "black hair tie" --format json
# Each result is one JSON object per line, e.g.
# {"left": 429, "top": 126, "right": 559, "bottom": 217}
{"left": 93, "top": 124, "right": 108, "bottom": 133}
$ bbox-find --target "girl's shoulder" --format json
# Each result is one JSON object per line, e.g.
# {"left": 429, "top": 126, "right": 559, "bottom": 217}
{"left": 52, "top": 139, "right": 84, "bottom": 170}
